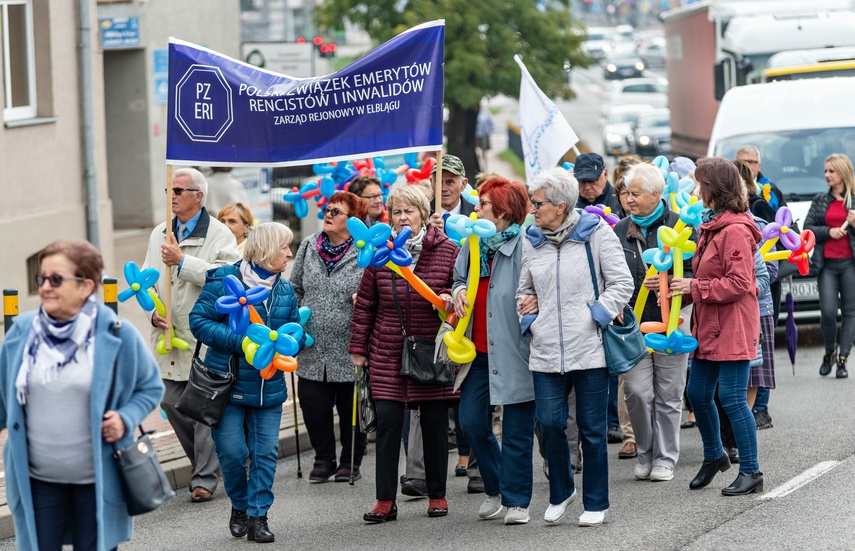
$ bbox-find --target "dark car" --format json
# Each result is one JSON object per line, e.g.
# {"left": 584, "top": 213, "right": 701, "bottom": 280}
{"left": 631, "top": 108, "right": 671, "bottom": 157}
{"left": 603, "top": 52, "right": 645, "bottom": 80}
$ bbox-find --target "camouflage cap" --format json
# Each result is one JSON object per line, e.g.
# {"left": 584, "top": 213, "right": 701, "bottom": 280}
{"left": 431, "top": 154, "right": 466, "bottom": 177}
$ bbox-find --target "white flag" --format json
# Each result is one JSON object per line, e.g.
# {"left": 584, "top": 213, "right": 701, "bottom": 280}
{"left": 515, "top": 55, "right": 579, "bottom": 186}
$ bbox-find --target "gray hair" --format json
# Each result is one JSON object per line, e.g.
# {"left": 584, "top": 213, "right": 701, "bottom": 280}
{"left": 387, "top": 184, "right": 431, "bottom": 223}
{"left": 529, "top": 167, "right": 578, "bottom": 209}
{"left": 624, "top": 163, "right": 665, "bottom": 196}
{"left": 174, "top": 167, "right": 209, "bottom": 207}
{"left": 736, "top": 145, "right": 761, "bottom": 162}
{"left": 243, "top": 222, "right": 293, "bottom": 269}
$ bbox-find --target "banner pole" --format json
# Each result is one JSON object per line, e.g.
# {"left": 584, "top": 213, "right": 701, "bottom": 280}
{"left": 434, "top": 150, "right": 444, "bottom": 216}
{"left": 164, "top": 164, "right": 173, "bottom": 351}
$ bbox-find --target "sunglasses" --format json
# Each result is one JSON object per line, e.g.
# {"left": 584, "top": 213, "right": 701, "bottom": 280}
{"left": 530, "top": 199, "right": 554, "bottom": 210}
{"left": 166, "top": 187, "right": 200, "bottom": 195}
{"left": 36, "top": 273, "right": 86, "bottom": 288}
{"left": 323, "top": 206, "right": 349, "bottom": 218}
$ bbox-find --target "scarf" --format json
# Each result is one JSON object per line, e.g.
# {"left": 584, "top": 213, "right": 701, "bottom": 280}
{"left": 542, "top": 209, "right": 580, "bottom": 247}
{"left": 701, "top": 209, "right": 722, "bottom": 225}
{"left": 480, "top": 223, "right": 520, "bottom": 277}
{"left": 240, "top": 260, "right": 278, "bottom": 291}
{"left": 402, "top": 225, "right": 427, "bottom": 266}
{"left": 16, "top": 294, "right": 98, "bottom": 405}
{"left": 630, "top": 199, "right": 666, "bottom": 235}
{"left": 317, "top": 232, "right": 353, "bottom": 275}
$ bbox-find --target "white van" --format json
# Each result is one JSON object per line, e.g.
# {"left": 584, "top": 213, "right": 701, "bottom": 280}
{"left": 708, "top": 76, "right": 855, "bottom": 322}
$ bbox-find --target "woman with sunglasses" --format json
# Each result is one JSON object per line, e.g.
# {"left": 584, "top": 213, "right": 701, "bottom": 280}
{"left": 0, "top": 240, "right": 164, "bottom": 550}
{"left": 289, "top": 191, "right": 369, "bottom": 483}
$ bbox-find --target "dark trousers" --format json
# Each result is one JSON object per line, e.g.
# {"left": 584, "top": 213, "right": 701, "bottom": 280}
{"left": 30, "top": 478, "right": 116, "bottom": 551}
{"left": 298, "top": 376, "right": 367, "bottom": 468}
{"left": 375, "top": 399, "right": 451, "bottom": 500}
{"left": 818, "top": 259, "right": 855, "bottom": 357}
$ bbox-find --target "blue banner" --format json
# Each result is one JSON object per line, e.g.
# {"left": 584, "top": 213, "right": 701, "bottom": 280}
{"left": 166, "top": 21, "right": 445, "bottom": 167}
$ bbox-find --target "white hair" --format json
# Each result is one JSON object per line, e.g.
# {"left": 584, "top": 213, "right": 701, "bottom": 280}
{"left": 173, "top": 167, "right": 209, "bottom": 208}
{"left": 624, "top": 163, "right": 665, "bottom": 195}
{"left": 736, "top": 145, "right": 761, "bottom": 163}
{"left": 529, "top": 167, "right": 578, "bottom": 208}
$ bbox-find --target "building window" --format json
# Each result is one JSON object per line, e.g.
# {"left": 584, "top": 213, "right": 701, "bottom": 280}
{"left": 1, "top": 0, "right": 37, "bottom": 121}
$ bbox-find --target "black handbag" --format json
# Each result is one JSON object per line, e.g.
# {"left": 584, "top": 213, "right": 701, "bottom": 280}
{"left": 391, "top": 274, "right": 455, "bottom": 385}
{"left": 107, "top": 320, "right": 175, "bottom": 516}
{"left": 585, "top": 242, "right": 648, "bottom": 376}
{"left": 356, "top": 365, "right": 376, "bottom": 433}
{"left": 174, "top": 340, "right": 237, "bottom": 428}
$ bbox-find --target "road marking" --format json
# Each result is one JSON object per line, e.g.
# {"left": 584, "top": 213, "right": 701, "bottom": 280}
{"left": 151, "top": 430, "right": 176, "bottom": 440}
{"left": 758, "top": 460, "right": 840, "bottom": 500}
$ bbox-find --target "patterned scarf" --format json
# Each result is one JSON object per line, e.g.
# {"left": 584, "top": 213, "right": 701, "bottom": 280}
{"left": 402, "top": 225, "right": 427, "bottom": 266}
{"left": 701, "top": 209, "right": 722, "bottom": 225}
{"left": 317, "top": 232, "right": 353, "bottom": 275}
{"left": 16, "top": 294, "right": 98, "bottom": 405}
{"left": 480, "top": 223, "right": 520, "bottom": 277}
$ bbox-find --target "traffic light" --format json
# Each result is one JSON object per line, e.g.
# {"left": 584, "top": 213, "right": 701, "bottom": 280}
{"left": 319, "top": 43, "right": 337, "bottom": 58}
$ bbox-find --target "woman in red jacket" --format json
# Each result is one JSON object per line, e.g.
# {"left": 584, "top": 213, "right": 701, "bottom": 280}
{"left": 349, "top": 186, "right": 459, "bottom": 523}
{"left": 670, "top": 157, "right": 764, "bottom": 496}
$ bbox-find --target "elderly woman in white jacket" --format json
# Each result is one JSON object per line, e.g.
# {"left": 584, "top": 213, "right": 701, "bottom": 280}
{"left": 517, "top": 167, "right": 633, "bottom": 527}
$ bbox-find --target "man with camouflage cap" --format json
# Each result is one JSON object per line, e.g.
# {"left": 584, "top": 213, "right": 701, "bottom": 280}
{"left": 428, "top": 154, "right": 476, "bottom": 230}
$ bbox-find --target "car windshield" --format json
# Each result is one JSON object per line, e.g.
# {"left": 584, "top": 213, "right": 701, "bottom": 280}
{"left": 637, "top": 113, "right": 669, "bottom": 127}
{"left": 587, "top": 32, "right": 608, "bottom": 41}
{"left": 611, "top": 55, "right": 639, "bottom": 64}
{"left": 608, "top": 110, "right": 643, "bottom": 124}
{"left": 714, "top": 128, "right": 855, "bottom": 201}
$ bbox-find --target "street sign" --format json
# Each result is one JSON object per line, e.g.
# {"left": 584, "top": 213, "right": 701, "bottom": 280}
{"left": 100, "top": 17, "right": 141, "bottom": 49}
{"left": 241, "top": 42, "right": 314, "bottom": 78}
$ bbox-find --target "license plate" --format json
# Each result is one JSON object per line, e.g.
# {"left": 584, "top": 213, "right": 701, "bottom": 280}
{"left": 790, "top": 280, "right": 818, "bottom": 300}
{"left": 620, "top": 69, "right": 635, "bottom": 76}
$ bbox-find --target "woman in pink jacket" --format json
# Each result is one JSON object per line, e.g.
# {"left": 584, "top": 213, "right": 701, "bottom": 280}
{"left": 670, "top": 157, "right": 763, "bottom": 496}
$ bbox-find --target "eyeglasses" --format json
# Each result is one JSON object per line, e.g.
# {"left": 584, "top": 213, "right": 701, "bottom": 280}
{"left": 478, "top": 199, "right": 492, "bottom": 207}
{"left": 323, "top": 206, "right": 349, "bottom": 218}
{"left": 530, "top": 199, "right": 554, "bottom": 210}
{"left": 167, "top": 187, "right": 200, "bottom": 195}
{"left": 35, "top": 273, "right": 86, "bottom": 288}
{"left": 739, "top": 159, "right": 759, "bottom": 165}
{"left": 578, "top": 181, "right": 599, "bottom": 187}
{"left": 360, "top": 193, "right": 383, "bottom": 201}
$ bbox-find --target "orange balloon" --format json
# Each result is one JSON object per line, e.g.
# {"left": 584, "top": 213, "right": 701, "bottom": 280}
{"left": 397, "top": 265, "right": 448, "bottom": 312}
{"left": 259, "top": 365, "right": 277, "bottom": 380}
{"left": 249, "top": 305, "right": 263, "bottom": 325}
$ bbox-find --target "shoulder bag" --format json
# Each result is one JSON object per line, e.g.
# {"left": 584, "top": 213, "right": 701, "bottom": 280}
{"left": 391, "top": 274, "right": 455, "bottom": 385}
{"left": 585, "top": 242, "right": 648, "bottom": 376}
{"left": 108, "top": 320, "right": 176, "bottom": 516}
{"left": 174, "top": 339, "right": 237, "bottom": 427}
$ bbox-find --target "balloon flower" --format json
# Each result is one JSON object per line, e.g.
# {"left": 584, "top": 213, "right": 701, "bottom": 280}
{"left": 243, "top": 322, "right": 303, "bottom": 379}
{"left": 118, "top": 261, "right": 189, "bottom": 355}
{"left": 663, "top": 171, "right": 695, "bottom": 212}
{"left": 346, "top": 217, "right": 392, "bottom": 269}
{"left": 760, "top": 207, "right": 801, "bottom": 260}
{"left": 645, "top": 329, "right": 698, "bottom": 355}
{"left": 214, "top": 274, "right": 269, "bottom": 334}
{"left": 764, "top": 229, "right": 815, "bottom": 276}
{"left": 584, "top": 204, "right": 620, "bottom": 227}
{"left": 298, "top": 306, "right": 315, "bottom": 347}
{"left": 461, "top": 183, "right": 480, "bottom": 206}
{"left": 406, "top": 157, "right": 435, "bottom": 183}
{"left": 150, "top": 290, "right": 190, "bottom": 355}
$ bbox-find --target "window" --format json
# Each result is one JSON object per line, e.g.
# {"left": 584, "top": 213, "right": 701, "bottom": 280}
{"left": 1, "top": 0, "right": 36, "bottom": 121}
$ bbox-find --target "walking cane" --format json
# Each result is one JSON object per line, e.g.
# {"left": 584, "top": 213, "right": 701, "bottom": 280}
{"left": 349, "top": 364, "right": 359, "bottom": 486}
{"left": 290, "top": 371, "right": 302, "bottom": 478}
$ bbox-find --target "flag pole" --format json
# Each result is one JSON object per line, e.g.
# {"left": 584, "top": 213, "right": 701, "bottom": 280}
{"left": 164, "top": 164, "right": 173, "bottom": 351}
{"left": 434, "top": 150, "right": 444, "bottom": 215}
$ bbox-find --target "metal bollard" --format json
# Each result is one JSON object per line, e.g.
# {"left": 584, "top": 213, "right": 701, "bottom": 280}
{"left": 4, "top": 289, "right": 18, "bottom": 334}
{"left": 103, "top": 277, "right": 118, "bottom": 314}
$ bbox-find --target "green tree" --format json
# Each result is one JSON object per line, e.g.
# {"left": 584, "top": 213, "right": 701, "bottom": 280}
{"left": 316, "top": 0, "right": 590, "bottom": 180}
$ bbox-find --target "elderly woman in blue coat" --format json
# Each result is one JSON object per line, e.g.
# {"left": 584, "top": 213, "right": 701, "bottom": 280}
{"left": 190, "top": 222, "right": 303, "bottom": 544}
{"left": 452, "top": 177, "right": 536, "bottom": 525}
{"left": 0, "top": 240, "right": 164, "bottom": 551}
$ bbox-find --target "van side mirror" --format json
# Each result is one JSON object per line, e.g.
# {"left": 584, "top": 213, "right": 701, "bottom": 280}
{"left": 714, "top": 61, "right": 725, "bottom": 101}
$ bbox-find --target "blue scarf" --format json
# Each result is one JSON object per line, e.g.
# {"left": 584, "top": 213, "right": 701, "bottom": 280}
{"left": 630, "top": 200, "right": 666, "bottom": 235}
{"left": 702, "top": 209, "right": 722, "bottom": 224}
{"left": 480, "top": 223, "right": 520, "bottom": 278}
{"left": 250, "top": 263, "right": 274, "bottom": 279}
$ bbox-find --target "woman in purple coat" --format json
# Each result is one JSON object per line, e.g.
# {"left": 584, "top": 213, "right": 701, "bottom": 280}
{"left": 350, "top": 186, "right": 459, "bottom": 523}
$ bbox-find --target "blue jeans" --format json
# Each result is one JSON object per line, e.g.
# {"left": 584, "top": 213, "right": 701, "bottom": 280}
{"left": 30, "top": 479, "right": 112, "bottom": 551}
{"left": 533, "top": 368, "right": 609, "bottom": 512}
{"left": 459, "top": 353, "right": 536, "bottom": 508}
{"left": 753, "top": 387, "right": 770, "bottom": 412}
{"left": 212, "top": 403, "right": 282, "bottom": 516}
{"left": 607, "top": 374, "right": 620, "bottom": 429}
{"left": 687, "top": 358, "right": 759, "bottom": 473}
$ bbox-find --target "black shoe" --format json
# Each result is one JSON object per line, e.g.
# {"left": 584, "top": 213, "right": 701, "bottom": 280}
{"left": 334, "top": 465, "right": 361, "bottom": 482}
{"left": 364, "top": 501, "right": 398, "bottom": 524}
{"left": 753, "top": 410, "right": 773, "bottom": 430}
{"left": 837, "top": 355, "right": 849, "bottom": 378}
{"left": 247, "top": 515, "right": 275, "bottom": 543}
{"left": 680, "top": 420, "right": 697, "bottom": 429}
{"left": 727, "top": 447, "right": 740, "bottom": 464}
{"left": 721, "top": 472, "right": 764, "bottom": 496}
{"left": 820, "top": 351, "right": 836, "bottom": 376}
{"left": 455, "top": 464, "right": 467, "bottom": 477}
{"left": 401, "top": 478, "right": 428, "bottom": 497}
{"left": 689, "top": 453, "right": 731, "bottom": 490}
{"left": 467, "top": 476, "right": 485, "bottom": 494}
{"left": 229, "top": 508, "right": 247, "bottom": 538}
{"left": 607, "top": 426, "right": 623, "bottom": 444}
{"left": 308, "top": 461, "right": 336, "bottom": 483}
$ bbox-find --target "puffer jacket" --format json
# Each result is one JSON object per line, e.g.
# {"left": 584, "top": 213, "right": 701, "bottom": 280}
{"left": 189, "top": 262, "right": 303, "bottom": 408}
{"left": 517, "top": 212, "right": 634, "bottom": 374}
{"left": 687, "top": 210, "right": 761, "bottom": 361}
{"left": 290, "top": 232, "right": 363, "bottom": 383}
{"left": 349, "top": 225, "right": 460, "bottom": 404}
{"left": 805, "top": 189, "right": 855, "bottom": 274}
{"left": 613, "top": 204, "right": 696, "bottom": 324}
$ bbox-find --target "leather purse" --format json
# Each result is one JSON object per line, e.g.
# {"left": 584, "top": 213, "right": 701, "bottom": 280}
{"left": 391, "top": 274, "right": 455, "bottom": 385}
{"left": 174, "top": 340, "right": 237, "bottom": 428}
{"left": 585, "top": 242, "right": 648, "bottom": 376}
{"left": 356, "top": 365, "right": 376, "bottom": 433}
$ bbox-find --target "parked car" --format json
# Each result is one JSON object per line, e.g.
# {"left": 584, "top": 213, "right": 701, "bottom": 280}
{"left": 631, "top": 108, "right": 671, "bottom": 157}
{"left": 638, "top": 36, "right": 666, "bottom": 68}
{"left": 603, "top": 52, "right": 646, "bottom": 80}
{"left": 600, "top": 77, "right": 668, "bottom": 118}
{"left": 602, "top": 104, "right": 653, "bottom": 157}
{"left": 582, "top": 27, "right": 616, "bottom": 61}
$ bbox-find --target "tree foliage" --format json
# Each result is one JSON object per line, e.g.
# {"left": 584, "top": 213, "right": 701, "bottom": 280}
{"left": 316, "top": 0, "right": 590, "bottom": 179}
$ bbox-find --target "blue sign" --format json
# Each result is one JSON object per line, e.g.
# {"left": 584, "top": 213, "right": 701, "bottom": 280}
{"left": 166, "top": 21, "right": 445, "bottom": 167}
{"left": 154, "top": 76, "right": 169, "bottom": 105}
{"left": 153, "top": 48, "right": 169, "bottom": 74}
{"left": 100, "top": 17, "right": 140, "bottom": 49}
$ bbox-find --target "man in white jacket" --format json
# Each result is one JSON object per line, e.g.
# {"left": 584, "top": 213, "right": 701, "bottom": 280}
{"left": 144, "top": 167, "right": 240, "bottom": 502}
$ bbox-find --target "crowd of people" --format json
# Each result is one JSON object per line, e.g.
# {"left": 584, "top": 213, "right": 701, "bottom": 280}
{"left": 1, "top": 145, "right": 853, "bottom": 548}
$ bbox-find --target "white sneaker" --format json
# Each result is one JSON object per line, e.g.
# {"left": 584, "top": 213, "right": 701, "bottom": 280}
{"left": 579, "top": 509, "right": 608, "bottom": 526}
{"left": 634, "top": 463, "right": 652, "bottom": 480}
{"left": 478, "top": 495, "right": 505, "bottom": 519}
{"left": 544, "top": 489, "right": 577, "bottom": 523}
{"left": 504, "top": 507, "right": 530, "bottom": 525}
{"left": 650, "top": 466, "right": 674, "bottom": 481}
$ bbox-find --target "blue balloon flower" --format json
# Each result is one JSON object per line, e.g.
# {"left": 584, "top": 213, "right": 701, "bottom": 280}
{"left": 118, "top": 262, "right": 160, "bottom": 311}
{"left": 214, "top": 274, "right": 270, "bottom": 335}
{"left": 245, "top": 322, "right": 303, "bottom": 370}
{"left": 645, "top": 329, "right": 698, "bottom": 355}
{"left": 370, "top": 226, "right": 413, "bottom": 268}
{"left": 346, "top": 218, "right": 392, "bottom": 269}
{"left": 298, "top": 306, "right": 314, "bottom": 347}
